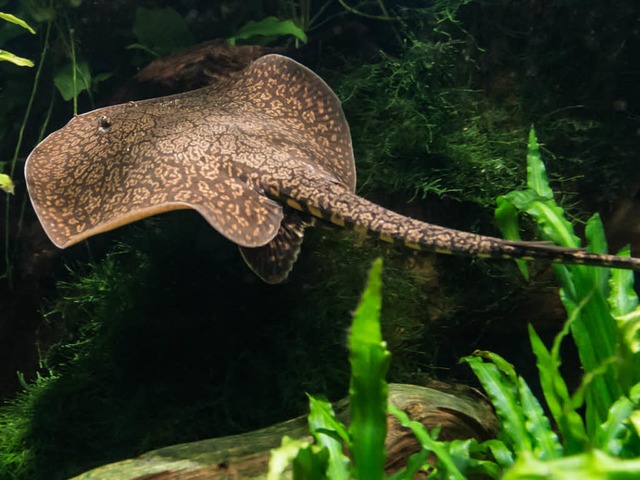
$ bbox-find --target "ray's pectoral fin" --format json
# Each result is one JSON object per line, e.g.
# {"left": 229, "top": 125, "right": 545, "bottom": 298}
{"left": 188, "top": 175, "right": 284, "bottom": 248}
{"left": 239, "top": 210, "right": 313, "bottom": 284}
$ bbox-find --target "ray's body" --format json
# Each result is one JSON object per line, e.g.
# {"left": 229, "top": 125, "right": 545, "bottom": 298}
{"left": 25, "top": 55, "right": 640, "bottom": 283}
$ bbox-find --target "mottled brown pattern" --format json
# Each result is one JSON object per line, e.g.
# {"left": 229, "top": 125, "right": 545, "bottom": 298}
{"left": 26, "top": 54, "right": 352, "bottom": 251}
{"left": 25, "top": 54, "right": 640, "bottom": 283}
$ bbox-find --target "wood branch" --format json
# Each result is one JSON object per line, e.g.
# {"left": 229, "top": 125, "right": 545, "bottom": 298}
{"left": 73, "top": 383, "right": 497, "bottom": 479}
{"left": 111, "top": 40, "right": 282, "bottom": 103}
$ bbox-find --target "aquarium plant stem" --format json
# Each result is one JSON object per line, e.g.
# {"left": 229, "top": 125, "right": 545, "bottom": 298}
{"left": 3, "top": 19, "right": 52, "bottom": 286}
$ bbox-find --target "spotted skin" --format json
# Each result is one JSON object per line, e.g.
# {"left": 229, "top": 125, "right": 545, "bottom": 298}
{"left": 25, "top": 54, "right": 640, "bottom": 283}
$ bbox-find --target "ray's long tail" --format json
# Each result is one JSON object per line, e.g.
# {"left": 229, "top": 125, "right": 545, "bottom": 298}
{"left": 269, "top": 179, "right": 640, "bottom": 271}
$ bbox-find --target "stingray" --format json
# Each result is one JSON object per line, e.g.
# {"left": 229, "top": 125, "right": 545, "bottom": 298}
{"left": 24, "top": 54, "right": 640, "bottom": 283}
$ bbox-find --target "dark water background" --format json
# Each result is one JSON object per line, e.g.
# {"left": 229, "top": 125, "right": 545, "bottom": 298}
{"left": 0, "top": 0, "right": 639, "bottom": 477}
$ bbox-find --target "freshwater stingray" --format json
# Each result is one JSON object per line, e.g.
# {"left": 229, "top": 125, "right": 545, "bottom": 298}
{"left": 25, "top": 54, "right": 640, "bottom": 283}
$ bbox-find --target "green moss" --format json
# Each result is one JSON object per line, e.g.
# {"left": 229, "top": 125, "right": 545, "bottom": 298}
{"left": 329, "top": 34, "right": 530, "bottom": 217}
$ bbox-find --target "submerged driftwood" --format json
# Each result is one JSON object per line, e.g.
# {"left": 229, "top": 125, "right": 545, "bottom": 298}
{"left": 73, "top": 383, "right": 497, "bottom": 479}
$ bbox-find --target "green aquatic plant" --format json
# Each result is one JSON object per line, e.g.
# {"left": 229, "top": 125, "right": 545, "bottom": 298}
{"left": 228, "top": 16, "right": 307, "bottom": 46}
{"left": 269, "top": 259, "right": 391, "bottom": 480}
{"left": 0, "top": 11, "right": 35, "bottom": 67}
{"left": 128, "top": 6, "right": 194, "bottom": 59}
{"left": 0, "top": 173, "right": 14, "bottom": 194}
{"left": 1, "top": 0, "right": 111, "bottom": 283}
{"left": 269, "top": 129, "right": 640, "bottom": 478}
{"left": 332, "top": 29, "right": 526, "bottom": 211}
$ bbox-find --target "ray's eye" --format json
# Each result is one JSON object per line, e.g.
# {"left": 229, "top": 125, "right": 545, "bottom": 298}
{"left": 99, "top": 115, "right": 111, "bottom": 132}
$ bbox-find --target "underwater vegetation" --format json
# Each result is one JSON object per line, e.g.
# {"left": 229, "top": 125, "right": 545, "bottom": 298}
{"left": 0, "top": 0, "right": 639, "bottom": 478}
{"left": 269, "top": 130, "right": 640, "bottom": 479}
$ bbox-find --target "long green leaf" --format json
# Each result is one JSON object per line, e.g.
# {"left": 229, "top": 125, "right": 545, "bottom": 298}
{"left": 464, "top": 354, "right": 531, "bottom": 453}
{"left": 528, "top": 324, "right": 588, "bottom": 453}
{"left": 348, "top": 258, "right": 390, "bottom": 480}
{"left": 525, "top": 127, "right": 553, "bottom": 199}
{"left": 516, "top": 374, "right": 563, "bottom": 460}
{"left": 0, "top": 49, "right": 34, "bottom": 67}
{"left": 0, "top": 12, "right": 36, "bottom": 33}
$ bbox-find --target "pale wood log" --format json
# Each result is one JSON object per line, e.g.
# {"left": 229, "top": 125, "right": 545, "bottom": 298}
{"left": 73, "top": 383, "right": 496, "bottom": 479}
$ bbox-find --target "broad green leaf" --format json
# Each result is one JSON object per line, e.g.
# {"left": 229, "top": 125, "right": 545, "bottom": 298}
{"left": 307, "top": 394, "right": 349, "bottom": 479}
{"left": 0, "top": 49, "right": 33, "bottom": 67}
{"left": 0, "top": 173, "right": 14, "bottom": 194}
{"left": 0, "top": 12, "right": 35, "bottom": 33}
{"left": 228, "top": 17, "right": 307, "bottom": 46}
{"left": 348, "top": 258, "right": 389, "bottom": 480}
{"left": 53, "top": 62, "right": 92, "bottom": 101}
{"left": 132, "top": 7, "right": 194, "bottom": 57}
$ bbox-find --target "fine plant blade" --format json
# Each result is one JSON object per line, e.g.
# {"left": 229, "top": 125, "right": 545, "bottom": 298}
{"left": 348, "top": 258, "right": 390, "bottom": 480}
{"left": 307, "top": 394, "right": 350, "bottom": 479}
